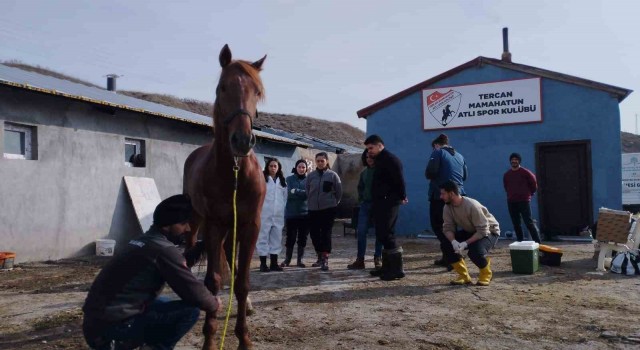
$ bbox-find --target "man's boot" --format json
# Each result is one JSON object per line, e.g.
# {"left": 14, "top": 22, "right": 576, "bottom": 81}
{"left": 450, "top": 259, "right": 472, "bottom": 285}
{"left": 312, "top": 253, "right": 322, "bottom": 267}
{"left": 370, "top": 250, "right": 388, "bottom": 277}
{"left": 296, "top": 246, "right": 306, "bottom": 267}
{"left": 270, "top": 254, "right": 283, "bottom": 271}
{"left": 476, "top": 257, "right": 493, "bottom": 286}
{"left": 380, "top": 247, "right": 406, "bottom": 281}
{"left": 320, "top": 252, "right": 329, "bottom": 271}
{"left": 347, "top": 257, "right": 365, "bottom": 270}
{"left": 374, "top": 255, "right": 382, "bottom": 270}
{"left": 280, "top": 246, "right": 293, "bottom": 267}
{"left": 259, "top": 256, "right": 269, "bottom": 272}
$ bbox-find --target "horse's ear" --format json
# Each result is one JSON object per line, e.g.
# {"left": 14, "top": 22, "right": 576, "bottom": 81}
{"left": 252, "top": 55, "right": 267, "bottom": 71}
{"left": 219, "top": 44, "right": 232, "bottom": 68}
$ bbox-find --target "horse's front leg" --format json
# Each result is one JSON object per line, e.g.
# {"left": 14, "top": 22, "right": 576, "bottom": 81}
{"left": 202, "top": 223, "right": 225, "bottom": 350}
{"left": 234, "top": 224, "right": 259, "bottom": 350}
{"left": 224, "top": 237, "right": 254, "bottom": 317}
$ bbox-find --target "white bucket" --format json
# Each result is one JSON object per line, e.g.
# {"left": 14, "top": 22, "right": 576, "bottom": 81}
{"left": 96, "top": 239, "right": 116, "bottom": 256}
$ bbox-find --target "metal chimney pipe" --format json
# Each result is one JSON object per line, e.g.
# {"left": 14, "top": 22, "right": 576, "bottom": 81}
{"left": 106, "top": 74, "right": 120, "bottom": 92}
{"left": 501, "top": 27, "right": 512, "bottom": 63}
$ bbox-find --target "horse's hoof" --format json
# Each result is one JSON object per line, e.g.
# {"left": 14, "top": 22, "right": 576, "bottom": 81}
{"left": 246, "top": 307, "right": 255, "bottom": 316}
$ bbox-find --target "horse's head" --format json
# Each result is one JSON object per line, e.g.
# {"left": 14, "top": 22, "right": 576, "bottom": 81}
{"left": 214, "top": 44, "right": 266, "bottom": 157}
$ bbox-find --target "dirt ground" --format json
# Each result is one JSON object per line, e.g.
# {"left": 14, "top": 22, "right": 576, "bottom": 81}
{"left": 2, "top": 225, "right": 640, "bottom": 350}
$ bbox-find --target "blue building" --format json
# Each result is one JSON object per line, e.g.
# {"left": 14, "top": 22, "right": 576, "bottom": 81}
{"left": 358, "top": 55, "right": 632, "bottom": 238}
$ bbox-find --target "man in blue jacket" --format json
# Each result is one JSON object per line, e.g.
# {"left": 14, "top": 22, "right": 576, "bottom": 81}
{"left": 425, "top": 133, "right": 468, "bottom": 269}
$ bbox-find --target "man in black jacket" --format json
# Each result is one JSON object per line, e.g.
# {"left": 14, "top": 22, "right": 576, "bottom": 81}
{"left": 82, "top": 194, "right": 220, "bottom": 350}
{"left": 365, "top": 134, "right": 408, "bottom": 281}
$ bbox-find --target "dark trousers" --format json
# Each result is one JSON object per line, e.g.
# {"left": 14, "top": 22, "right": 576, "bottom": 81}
{"left": 373, "top": 199, "right": 399, "bottom": 250}
{"left": 445, "top": 231, "right": 499, "bottom": 268}
{"left": 508, "top": 201, "right": 541, "bottom": 243}
{"left": 429, "top": 199, "right": 449, "bottom": 259}
{"left": 84, "top": 297, "right": 200, "bottom": 350}
{"left": 309, "top": 207, "right": 336, "bottom": 253}
{"left": 285, "top": 216, "right": 309, "bottom": 250}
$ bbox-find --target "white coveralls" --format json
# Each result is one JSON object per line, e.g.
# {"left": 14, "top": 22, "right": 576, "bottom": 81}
{"left": 256, "top": 176, "right": 287, "bottom": 256}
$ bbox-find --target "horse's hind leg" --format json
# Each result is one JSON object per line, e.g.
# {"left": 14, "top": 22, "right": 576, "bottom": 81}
{"left": 234, "top": 239, "right": 257, "bottom": 350}
{"left": 202, "top": 223, "right": 224, "bottom": 350}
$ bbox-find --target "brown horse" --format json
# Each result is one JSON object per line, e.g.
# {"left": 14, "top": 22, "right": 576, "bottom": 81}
{"left": 183, "top": 44, "right": 266, "bottom": 350}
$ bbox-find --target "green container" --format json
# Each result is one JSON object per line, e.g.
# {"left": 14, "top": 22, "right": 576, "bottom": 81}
{"left": 509, "top": 241, "right": 540, "bottom": 274}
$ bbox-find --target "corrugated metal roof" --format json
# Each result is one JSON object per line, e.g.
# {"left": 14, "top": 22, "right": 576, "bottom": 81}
{"left": 253, "top": 129, "right": 311, "bottom": 147}
{"left": 259, "top": 127, "right": 363, "bottom": 154}
{"left": 0, "top": 64, "right": 309, "bottom": 147}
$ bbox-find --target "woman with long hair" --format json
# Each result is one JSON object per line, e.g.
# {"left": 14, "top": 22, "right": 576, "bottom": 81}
{"left": 281, "top": 159, "right": 310, "bottom": 267}
{"left": 257, "top": 158, "right": 288, "bottom": 272}
{"left": 305, "top": 152, "right": 342, "bottom": 271}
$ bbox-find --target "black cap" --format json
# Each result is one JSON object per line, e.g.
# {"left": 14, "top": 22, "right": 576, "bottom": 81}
{"left": 153, "top": 194, "right": 193, "bottom": 227}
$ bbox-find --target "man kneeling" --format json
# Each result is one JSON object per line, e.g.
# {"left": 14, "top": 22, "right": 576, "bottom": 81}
{"left": 82, "top": 194, "right": 220, "bottom": 349}
{"left": 440, "top": 180, "right": 500, "bottom": 286}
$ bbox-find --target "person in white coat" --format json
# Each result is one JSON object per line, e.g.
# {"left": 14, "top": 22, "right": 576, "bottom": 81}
{"left": 257, "top": 158, "right": 288, "bottom": 272}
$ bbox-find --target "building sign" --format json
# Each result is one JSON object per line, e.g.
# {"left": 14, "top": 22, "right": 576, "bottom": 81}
{"left": 422, "top": 78, "right": 542, "bottom": 130}
{"left": 622, "top": 153, "right": 640, "bottom": 205}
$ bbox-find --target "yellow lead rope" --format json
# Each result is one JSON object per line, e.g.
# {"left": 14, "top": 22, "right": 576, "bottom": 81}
{"left": 220, "top": 163, "right": 239, "bottom": 350}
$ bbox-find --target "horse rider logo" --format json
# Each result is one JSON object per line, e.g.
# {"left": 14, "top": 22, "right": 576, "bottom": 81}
{"left": 426, "top": 90, "right": 462, "bottom": 127}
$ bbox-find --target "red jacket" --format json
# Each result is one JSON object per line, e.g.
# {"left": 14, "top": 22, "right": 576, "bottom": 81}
{"left": 503, "top": 167, "right": 537, "bottom": 202}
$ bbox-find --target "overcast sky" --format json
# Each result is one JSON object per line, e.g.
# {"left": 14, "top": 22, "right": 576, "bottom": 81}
{"left": 1, "top": 0, "right": 638, "bottom": 132}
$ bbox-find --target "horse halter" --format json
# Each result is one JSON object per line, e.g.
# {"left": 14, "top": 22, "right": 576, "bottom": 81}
{"left": 222, "top": 108, "right": 258, "bottom": 127}
{"left": 223, "top": 108, "right": 258, "bottom": 153}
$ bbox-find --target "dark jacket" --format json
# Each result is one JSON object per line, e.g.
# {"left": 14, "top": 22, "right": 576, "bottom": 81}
{"left": 285, "top": 174, "right": 308, "bottom": 218}
{"left": 425, "top": 146, "right": 467, "bottom": 200}
{"left": 357, "top": 167, "right": 375, "bottom": 203}
{"left": 371, "top": 148, "right": 406, "bottom": 204}
{"left": 82, "top": 227, "right": 216, "bottom": 339}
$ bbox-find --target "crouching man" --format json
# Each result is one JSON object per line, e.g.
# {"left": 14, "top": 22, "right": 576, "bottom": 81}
{"left": 82, "top": 194, "right": 220, "bottom": 349}
{"left": 440, "top": 181, "right": 500, "bottom": 286}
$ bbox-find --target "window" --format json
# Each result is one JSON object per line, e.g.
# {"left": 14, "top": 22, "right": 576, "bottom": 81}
{"left": 125, "top": 138, "right": 145, "bottom": 167}
{"left": 3, "top": 122, "right": 36, "bottom": 160}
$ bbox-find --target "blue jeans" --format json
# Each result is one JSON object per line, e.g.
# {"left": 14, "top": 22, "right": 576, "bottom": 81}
{"left": 102, "top": 296, "right": 200, "bottom": 350}
{"left": 357, "top": 201, "right": 383, "bottom": 259}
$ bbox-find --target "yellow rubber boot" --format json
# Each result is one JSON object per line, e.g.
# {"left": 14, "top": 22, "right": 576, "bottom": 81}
{"left": 477, "top": 258, "right": 493, "bottom": 286}
{"left": 450, "top": 259, "right": 472, "bottom": 285}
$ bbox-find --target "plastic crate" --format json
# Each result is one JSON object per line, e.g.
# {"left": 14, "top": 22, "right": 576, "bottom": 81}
{"left": 539, "top": 245, "right": 563, "bottom": 266}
